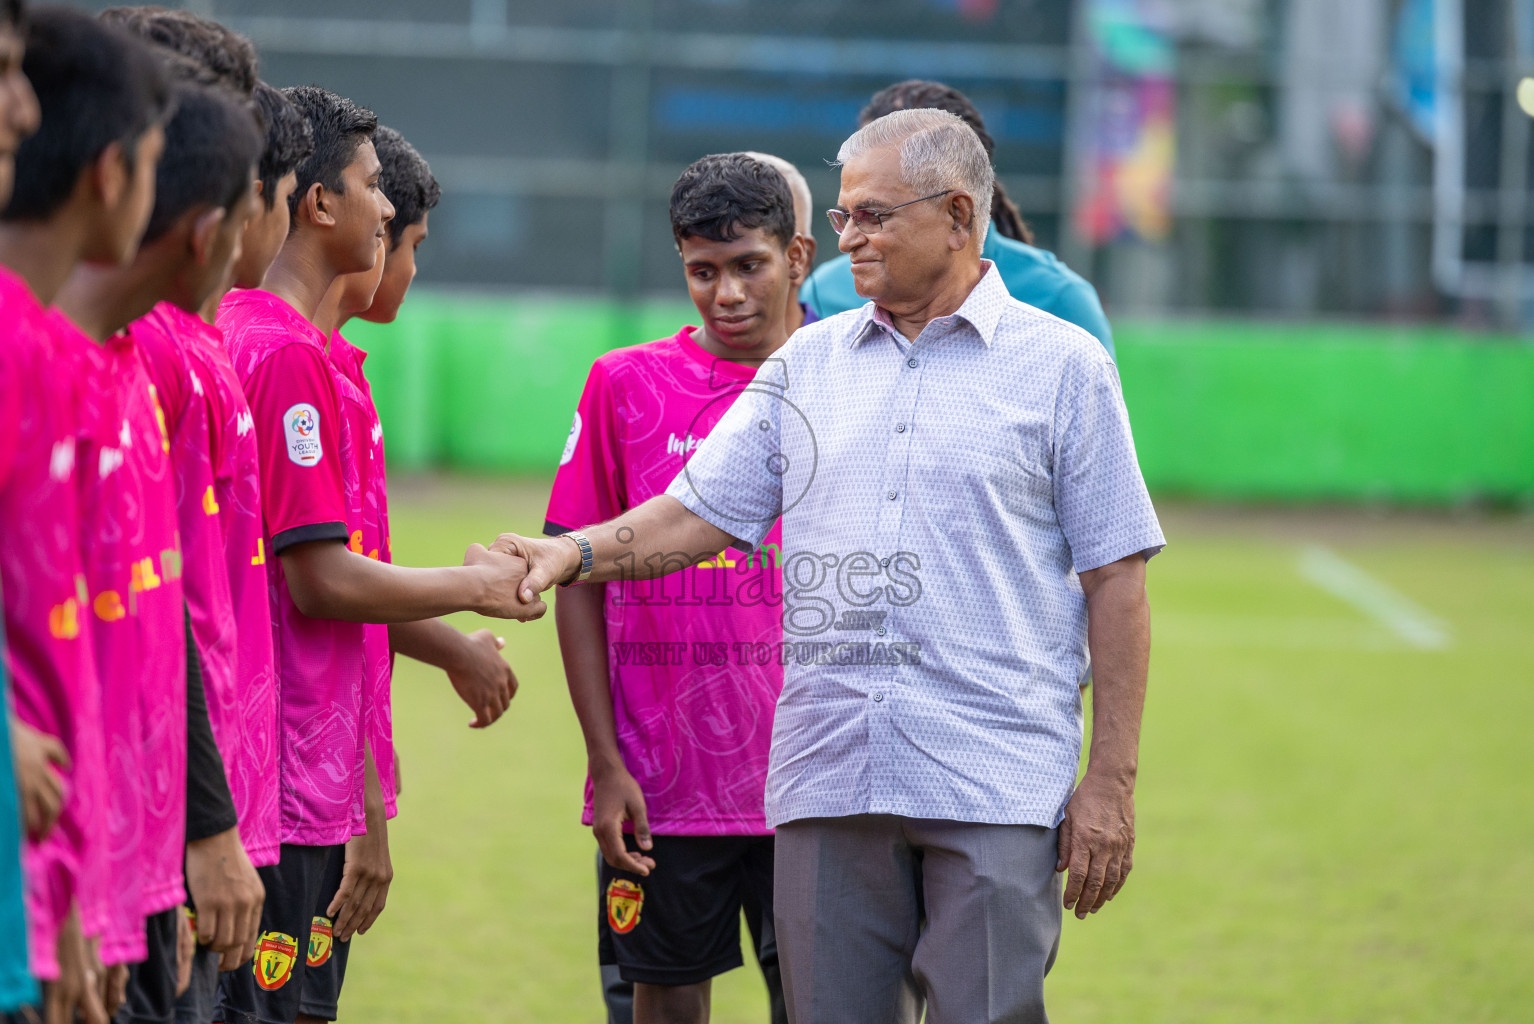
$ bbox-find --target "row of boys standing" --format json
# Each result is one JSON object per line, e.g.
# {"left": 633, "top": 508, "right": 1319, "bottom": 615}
{"left": 0, "top": 5, "right": 534, "bottom": 1023}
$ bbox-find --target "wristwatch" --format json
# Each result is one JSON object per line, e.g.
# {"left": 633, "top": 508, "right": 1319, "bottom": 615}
{"left": 560, "top": 530, "right": 594, "bottom": 587}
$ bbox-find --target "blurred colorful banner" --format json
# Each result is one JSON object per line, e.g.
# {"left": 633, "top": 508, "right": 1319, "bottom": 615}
{"left": 1073, "top": 0, "right": 1177, "bottom": 245}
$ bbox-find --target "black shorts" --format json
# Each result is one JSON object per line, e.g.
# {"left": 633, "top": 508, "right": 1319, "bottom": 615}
{"left": 115, "top": 907, "right": 180, "bottom": 1024}
{"left": 172, "top": 944, "right": 218, "bottom": 1024}
{"left": 598, "top": 834, "right": 775, "bottom": 987}
{"left": 216, "top": 844, "right": 350, "bottom": 1024}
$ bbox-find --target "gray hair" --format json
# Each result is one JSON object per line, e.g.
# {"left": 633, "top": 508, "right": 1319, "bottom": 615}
{"left": 835, "top": 108, "right": 994, "bottom": 248}
{"left": 743, "top": 151, "right": 813, "bottom": 237}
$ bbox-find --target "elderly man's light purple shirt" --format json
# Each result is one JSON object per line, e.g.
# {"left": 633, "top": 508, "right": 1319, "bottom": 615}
{"left": 666, "top": 263, "right": 1164, "bottom": 828}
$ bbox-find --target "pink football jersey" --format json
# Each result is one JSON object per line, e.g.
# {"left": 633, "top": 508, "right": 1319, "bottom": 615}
{"left": 55, "top": 312, "right": 188, "bottom": 965}
{"left": 0, "top": 269, "right": 106, "bottom": 979}
{"left": 134, "top": 303, "right": 280, "bottom": 866}
{"left": 546, "top": 327, "right": 786, "bottom": 835}
{"left": 219, "top": 290, "right": 374, "bottom": 846}
{"left": 328, "top": 331, "right": 395, "bottom": 818}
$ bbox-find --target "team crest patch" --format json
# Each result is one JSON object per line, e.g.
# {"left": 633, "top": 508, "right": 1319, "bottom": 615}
{"left": 253, "top": 930, "right": 298, "bottom": 990}
{"left": 606, "top": 878, "right": 644, "bottom": 934}
{"left": 307, "top": 916, "right": 334, "bottom": 967}
{"left": 283, "top": 402, "right": 323, "bottom": 466}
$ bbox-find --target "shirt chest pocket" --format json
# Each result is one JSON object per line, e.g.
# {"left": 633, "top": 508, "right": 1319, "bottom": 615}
{"left": 905, "top": 416, "right": 1051, "bottom": 521}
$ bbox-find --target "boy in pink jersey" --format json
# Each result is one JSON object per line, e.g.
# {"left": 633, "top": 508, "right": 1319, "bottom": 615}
{"left": 315, "top": 127, "right": 515, "bottom": 730}
{"left": 548, "top": 153, "right": 812, "bottom": 1024}
{"left": 84, "top": 55, "right": 272, "bottom": 1024}
{"left": 56, "top": 73, "right": 271, "bottom": 1024}
{"left": 99, "top": 17, "right": 320, "bottom": 1024}
{"left": 0, "top": 11, "right": 172, "bottom": 1022}
{"left": 217, "top": 87, "right": 539, "bottom": 1024}
{"left": 304, "top": 126, "right": 520, "bottom": 1015}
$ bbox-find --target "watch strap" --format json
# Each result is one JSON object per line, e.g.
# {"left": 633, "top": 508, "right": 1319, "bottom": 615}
{"left": 560, "top": 530, "right": 594, "bottom": 587}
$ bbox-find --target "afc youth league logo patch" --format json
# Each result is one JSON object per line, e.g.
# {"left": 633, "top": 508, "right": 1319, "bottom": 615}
{"left": 253, "top": 931, "right": 299, "bottom": 990}
{"left": 606, "top": 878, "right": 644, "bottom": 934}
{"left": 283, "top": 402, "right": 323, "bottom": 466}
{"left": 307, "top": 916, "right": 334, "bottom": 967}
{"left": 560, "top": 410, "right": 582, "bottom": 466}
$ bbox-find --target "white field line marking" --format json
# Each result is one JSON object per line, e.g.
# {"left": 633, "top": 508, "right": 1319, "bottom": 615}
{"left": 1297, "top": 545, "right": 1452, "bottom": 651}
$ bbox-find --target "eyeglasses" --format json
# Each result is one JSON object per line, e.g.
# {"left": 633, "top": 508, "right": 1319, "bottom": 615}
{"left": 826, "top": 190, "right": 954, "bottom": 235}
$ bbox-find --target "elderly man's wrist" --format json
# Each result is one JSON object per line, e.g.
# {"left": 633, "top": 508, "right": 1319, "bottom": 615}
{"left": 1082, "top": 761, "right": 1138, "bottom": 791}
{"left": 557, "top": 533, "right": 588, "bottom": 585}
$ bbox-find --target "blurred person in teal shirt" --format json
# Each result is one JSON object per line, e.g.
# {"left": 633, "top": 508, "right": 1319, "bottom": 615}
{"left": 0, "top": 0, "right": 40, "bottom": 1010}
{"left": 802, "top": 80, "right": 1114, "bottom": 357}
{"left": 0, "top": 615, "right": 40, "bottom": 1015}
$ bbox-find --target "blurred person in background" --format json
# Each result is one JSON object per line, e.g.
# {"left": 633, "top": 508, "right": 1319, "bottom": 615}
{"left": 0, "top": 0, "right": 43, "bottom": 1017}
{"left": 743, "top": 151, "right": 816, "bottom": 338}
{"left": 495, "top": 109, "right": 1161, "bottom": 1024}
{"left": 548, "top": 152, "right": 808, "bottom": 1024}
{"left": 803, "top": 79, "right": 1114, "bottom": 356}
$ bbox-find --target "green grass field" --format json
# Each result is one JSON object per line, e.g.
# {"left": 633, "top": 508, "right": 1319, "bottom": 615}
{"left": 338, "top": 477, "right": 1534, "bottom": 1023}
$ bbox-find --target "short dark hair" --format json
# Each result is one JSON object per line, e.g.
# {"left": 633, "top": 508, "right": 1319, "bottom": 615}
{"left": 140, "top": 82, "right": 261, "bottom": 244}
{"left": 281, "top": 85, "right": 377, "bottom": 220}
{"left": 373, "top": 125, "right": 439, "bottom": 250}
{"left": 2, "top": 8, "right": 172, "bottom": 223}
{"left": 253, "top": 82, "right": 313, "bottom": 211}
{"left": 861, "top": 79, "right": 1033, "bottom": 246}
{"left": 1, "top": 0, "right": 24, "bottom": 30}
{"left": 98, "top": 6, "right": 257, "bottom": 97}
{"left": 669, "top": 152, "right": 795, "bottom": 251}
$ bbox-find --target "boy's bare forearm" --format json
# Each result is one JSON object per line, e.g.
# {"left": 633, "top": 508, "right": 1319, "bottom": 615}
{"left": 388, "top": 618, "right": 466, "bottom": 669}
{"left": 555, "top": 582, "right": 624, "bottom": 770}
{"left": 281, "top": 538, "right": 541, "bottom": 622}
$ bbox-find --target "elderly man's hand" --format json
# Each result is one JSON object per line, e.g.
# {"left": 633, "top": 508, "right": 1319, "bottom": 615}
{"left": 489, "top": 533, "right": 581, "bottom": 602}
{"left": 462, "top": 543, "right": 547, "bottom": 620}
{"left": 1057, "top": 770, "right": 1135, "bottom": 919}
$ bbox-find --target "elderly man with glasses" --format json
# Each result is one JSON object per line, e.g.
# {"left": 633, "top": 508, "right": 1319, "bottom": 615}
{"left": 497, "top": 108, "right": 1164, "bottom": 1024}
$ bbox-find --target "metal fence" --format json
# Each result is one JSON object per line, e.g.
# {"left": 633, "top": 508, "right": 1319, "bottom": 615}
{"left": 74, "top": 0, "right": 1534, "bottom": 328}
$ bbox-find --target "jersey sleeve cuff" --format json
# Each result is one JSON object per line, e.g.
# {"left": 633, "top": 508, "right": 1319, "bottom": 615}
{"left": 543, "top": 520, "right": 575, "bottom": 537}
{"left": 271, "top": 521, "right": 349, "bottom": 555}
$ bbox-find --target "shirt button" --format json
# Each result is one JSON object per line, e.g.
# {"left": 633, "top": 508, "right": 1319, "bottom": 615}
{"left": 873, "top": 692, "right": 884, "bottom": 703}
{"left": 907, "top": 358, "right": 918, "bottom": 368}
{"left": 895, "top": 423, "right": 906, "bottom": 433}
{"left": 876, "top": 626, "right": 886, "bottom": 636}
{"left": 887, "top": 490, "right": 898, "bottom": 500}
{"left": 880, "top": 557, "right": 890, "bottom": 567}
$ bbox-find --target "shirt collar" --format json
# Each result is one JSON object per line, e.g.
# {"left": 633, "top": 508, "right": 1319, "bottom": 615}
{"left": 849, "top": 260, "right": 1007, "bottom": 349}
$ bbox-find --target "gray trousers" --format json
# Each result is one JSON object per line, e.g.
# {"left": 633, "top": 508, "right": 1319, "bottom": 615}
{"left": 774, "top": 816, "right": 1061, "bottom": 1024}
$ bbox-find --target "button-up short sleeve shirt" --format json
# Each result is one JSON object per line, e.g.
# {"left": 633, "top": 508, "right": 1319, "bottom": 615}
{"left": 666, "top": 263, "right": 1164, "bottom": 828}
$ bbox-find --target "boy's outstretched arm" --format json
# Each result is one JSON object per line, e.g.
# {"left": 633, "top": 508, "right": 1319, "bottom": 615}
{"left": 388, "top": 619, "right": 516, "bottom": 728}
{"left": 280, "top": 540, "right": 544, "bottom": 623}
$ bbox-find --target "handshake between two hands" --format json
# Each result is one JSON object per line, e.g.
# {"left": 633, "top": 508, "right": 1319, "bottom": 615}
{"left": 462, "top": 531, "right": 582, "bottom": 620}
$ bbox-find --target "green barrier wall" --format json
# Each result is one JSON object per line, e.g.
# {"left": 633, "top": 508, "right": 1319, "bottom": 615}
{"left": 344, "top": 294, "right": 1534, "bottom": 504}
